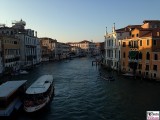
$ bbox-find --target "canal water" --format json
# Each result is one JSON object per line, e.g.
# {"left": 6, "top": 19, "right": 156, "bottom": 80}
{"left": 12, "top": 57, "right": 160, "bottom": 120}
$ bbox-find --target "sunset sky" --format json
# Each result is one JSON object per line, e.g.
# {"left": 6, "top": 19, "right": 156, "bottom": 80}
{"left": 1, "top": 0, "right": 160, "bottom": 42}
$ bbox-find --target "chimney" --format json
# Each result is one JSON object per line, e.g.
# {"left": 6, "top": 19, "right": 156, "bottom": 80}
{"left": 112, "top": 23, "right": 115, "bottom": 33}
{"left": 35, "top": 31, "right": 37, "bottom": 37}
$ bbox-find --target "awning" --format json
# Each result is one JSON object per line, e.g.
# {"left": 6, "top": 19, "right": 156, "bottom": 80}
{"left": 129, "top": 51, "right": 139, "bottom": 59}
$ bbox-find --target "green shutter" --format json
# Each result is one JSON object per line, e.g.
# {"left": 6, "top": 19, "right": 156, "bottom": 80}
{"left": 129, "top": 51, "right": 138, "bottom": 59}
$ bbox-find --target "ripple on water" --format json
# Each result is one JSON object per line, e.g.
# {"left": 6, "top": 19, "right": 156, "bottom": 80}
{"left": 16, "top": 58, "right": 160, "bottom": 120}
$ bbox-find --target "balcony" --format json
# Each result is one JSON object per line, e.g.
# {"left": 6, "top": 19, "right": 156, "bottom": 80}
{"left": 128, "top": 45, "right": 139, "bottom": 49}
{"left": 128, "top": 51, "right": 139, "bottom": 60}
{"left": 5, "top": 61, "right": 18, "bottom": 67}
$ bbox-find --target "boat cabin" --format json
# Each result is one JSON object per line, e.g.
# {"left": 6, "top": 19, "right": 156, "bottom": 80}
{"left": 24, "top": 75, "right": 54, "bottom": 111}
{"left": 0, "top": 80, "right": 27, "bottom": 116}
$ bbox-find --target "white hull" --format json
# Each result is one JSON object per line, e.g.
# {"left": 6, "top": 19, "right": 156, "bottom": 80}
{"left": 122, "top": 73, "right": 134, "bottom": 77}
{"left": 20, "top": 70, "right": 28, "bottom": 74}
{"left": 24, "top": 75, "right": 54, "bottom": 113}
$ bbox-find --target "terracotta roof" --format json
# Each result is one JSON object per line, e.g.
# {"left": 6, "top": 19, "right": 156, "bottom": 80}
{"left": 80, "top": 40, "right": 91, "bottom": 43}
{"left": 143, "top": 20, "right": 160, "bottom": 23}
{"left": 140, "top": 31, "right": 152, "bottom": 37}
{"left": 127, "top": 25, "right": 142, "bottom": 29}
{"left": 116, "top": 25, "right": 141, "bottom": 32}
{"left": 115, "top": 28, "right": 126, "bottom": 32}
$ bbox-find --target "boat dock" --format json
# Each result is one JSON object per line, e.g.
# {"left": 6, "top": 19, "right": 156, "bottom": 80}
{"left": 0, "top": 80, "right": 27, "bottom": 117}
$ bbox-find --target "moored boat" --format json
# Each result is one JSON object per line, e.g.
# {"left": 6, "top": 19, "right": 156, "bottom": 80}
{"left": 24, "top": 75, "right": 54, "bottom": 113}
{"left": 122, "top": 73, "right": 134, "bottom": 77}
{"left": 19, "top": 70, "right": 28, "bottom": 75}
{"left": 0, "top": 80, "right": 27, "bottom": 117}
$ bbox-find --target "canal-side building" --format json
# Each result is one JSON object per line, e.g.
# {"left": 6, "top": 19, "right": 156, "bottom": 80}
{"left": 0, "top": 37, "right": 3, "bottom": 75}
{"left": 36, "top": 37, "right": 41, "bottom": 64}
{"left": 68, "top": 42, "right": 80, "bottom": 48}
{"left": 56, "top": 42, "right": 63, "bottom": 60}
{"left": 40, "top": 37, "right": 57, "bottom": 61}
{"left": 68, "top": 40, "right": 96, "bottom": 56}
{"left": 99, "top": 42, "right": 105, "bottom": 61}
{"left": 120, "top": 25, "right": 141, "bottom": 73}
{"left": 79, "top": 40, "right": 96, "bottom": 56}
{"left": 0, "top": 36, "right": 20, "bottom": 74}
{"left": 116, "top": 25, "right": 141, "bottom": 72}
{"left": 55, "top": 42, "right": 71, "bottom": 60}
{"left": 61, "top": 43, "right": 70, "bottom": 59}
{"left": 120, "top": 20, "right": 160, "bottom": 80}
{"left": 104, "top": 24, "right": 119, "bottom": 70}
{"left": 13, "top": 20, "right": 41, "bottom": 67}
{"left": 0, "top": 19, "right": 41, "bottom": 68}
{"left": 95, "top": 42, "right": 104, "bottom": 56}
{"left": 67, "top": 42, "right": 83, "bottom": 56}
{"left": 70, "top": 46, "right": 84, "bottom": 57}
{"left": 116, "top": 25, "right": 137, "bottom": 72}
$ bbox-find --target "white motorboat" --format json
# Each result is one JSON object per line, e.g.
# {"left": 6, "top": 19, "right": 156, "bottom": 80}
{"left": 24, "top": 75, "right": 54, "bottom": 113}
{"left": 19, "top": 70, "right": 28, "bottom": 74}
{"left": 122, "top": 73, "right": 134, "bottom": 77}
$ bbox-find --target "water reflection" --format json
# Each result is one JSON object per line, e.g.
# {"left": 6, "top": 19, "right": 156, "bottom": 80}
{"left": 11, "top": 58, "right": 160, "bottom": 120}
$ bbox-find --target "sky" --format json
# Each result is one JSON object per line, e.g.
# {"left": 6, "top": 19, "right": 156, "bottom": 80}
{"left": 0, "top": 0, "right": 160, "bottom": 43}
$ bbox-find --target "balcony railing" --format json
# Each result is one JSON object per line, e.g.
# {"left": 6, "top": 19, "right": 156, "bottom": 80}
{"left": 128, "top": 45, "right": 139, "bottom": 49}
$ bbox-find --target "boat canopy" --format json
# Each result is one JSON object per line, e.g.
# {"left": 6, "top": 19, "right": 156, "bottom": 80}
{"left": 26, "top": 75, "right": 53, "bottom": 94}
{"left": 0, "top": 80, "right": 27, "bottom": 99}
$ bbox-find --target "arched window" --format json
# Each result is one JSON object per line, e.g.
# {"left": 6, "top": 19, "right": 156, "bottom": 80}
{"left": 10, "top": 31, "right": 12, "bottom": 35}
{"left": 154, "top": 54, "right": 158, "bottom": 60}
{"left": 119, "top": 50, "right": 120, "bottom": 59}
{"left": 139, "top": 52, "right": 142, "bottom": 59}
{"left": 140, "top": 40, "right": 142, "bottom": 46}
{"left": 146, "top": 52, "right": 150, "bottom": 60}
{"left": 123, "top": 52, "right": 125, "bottom": 58}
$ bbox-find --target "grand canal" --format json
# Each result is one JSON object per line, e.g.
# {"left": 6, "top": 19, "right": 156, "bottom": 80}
{"left": 11, "top": 57, "right": 160, "bottom": 120}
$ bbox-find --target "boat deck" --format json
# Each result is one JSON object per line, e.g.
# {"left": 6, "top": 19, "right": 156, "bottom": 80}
{"left": 0, "top": 80, "right": 27, "bottom": 99}
{"left": 26, "top": 75, "right": 53, "bottom": 94}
